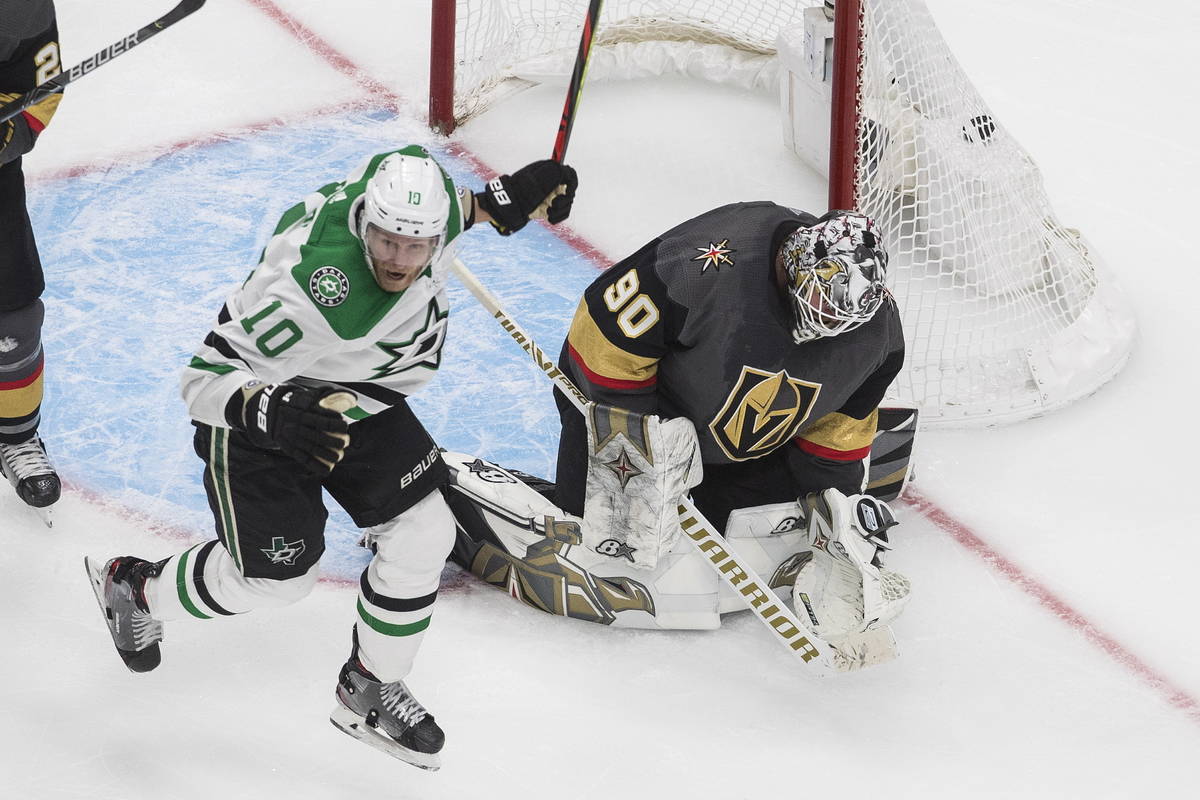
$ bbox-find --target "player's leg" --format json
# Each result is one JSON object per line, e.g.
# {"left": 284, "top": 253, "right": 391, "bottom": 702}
{"left": 0, "top": 157, "right": 58, "bottom": 511}
{"left": 552, "top": 382, "right": 588, "bottom": 515}
{"left": 323, "top": 402, "right": 453, "bottom": 769}
{"left": 86, "top": 423, "right": 327, "bottom": 672}
{"left": 690, "top": 446, "right": 800, "bottom": 534}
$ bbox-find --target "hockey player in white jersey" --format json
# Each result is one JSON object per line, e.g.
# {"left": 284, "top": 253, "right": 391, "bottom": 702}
{"left": 84, "top": 145, "right": 578, "bottom": 770}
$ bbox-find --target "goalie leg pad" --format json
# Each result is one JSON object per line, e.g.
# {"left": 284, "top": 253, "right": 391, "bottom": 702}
{"left": 583, "top": 404, "right": 702, "bottom": 570}
{"left": 791, "top": 490, "right": 911, "bottom": 641}
{"left": 718, "top": 501, "right": 810, "bottom": 614}
{"left": 443, "top": 452, "right": 720, "bottom": 630}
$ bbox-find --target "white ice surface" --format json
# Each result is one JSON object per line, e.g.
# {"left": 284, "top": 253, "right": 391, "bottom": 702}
{"left": 3, "top": 1, "right": 1199, "bottom": 798}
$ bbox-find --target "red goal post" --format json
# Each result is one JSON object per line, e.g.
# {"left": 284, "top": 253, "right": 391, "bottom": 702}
{"left": 429, "top": 1, "right": 1135, "bottom": 426}
{"left": 429, "top": 0, "right": 458, "bottom": 136}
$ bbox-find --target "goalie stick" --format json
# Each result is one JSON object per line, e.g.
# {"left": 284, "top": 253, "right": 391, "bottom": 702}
{"left": 450, "top": 257, "right": 899, "bottom": 675}
{"left": 0, "top": 0, "right": 207, "bottom": 125}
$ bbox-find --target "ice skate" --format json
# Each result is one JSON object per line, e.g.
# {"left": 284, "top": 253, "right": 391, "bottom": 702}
{"left": 0, "top": 434, "right": 61, "bottom": 526}
{"left": 330, "top": 656, "right": 445, "bottom": 770}
{"left": 84, "top": 556, "right": 166, "bottom": 673}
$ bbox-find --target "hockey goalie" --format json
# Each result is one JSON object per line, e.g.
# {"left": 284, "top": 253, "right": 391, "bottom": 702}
{"left": 446, "top": 207, "right": 916, "bottom": 659}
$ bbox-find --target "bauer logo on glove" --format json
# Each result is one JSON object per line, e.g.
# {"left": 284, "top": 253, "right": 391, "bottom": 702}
{"left": 477, "top": 159, "right": 579, "bottom": 235}
{"left": 230, "top": 380, "right": 356, "bottom": 475}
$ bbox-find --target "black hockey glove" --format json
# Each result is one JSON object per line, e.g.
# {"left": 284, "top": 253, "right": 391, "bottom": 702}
{"left": 476, "top": 159, "right": 579, "bottom": 235}
{"left": 231, "top": 382, "right": 356, "bottom": 474}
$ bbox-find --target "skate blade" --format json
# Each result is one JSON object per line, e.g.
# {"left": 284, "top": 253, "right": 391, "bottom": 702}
{"left": 329, "top": 705, "right": 441, "bottom": 771}
{"left": 83, "top": 557, "right": 162, "bottom": 674}
{"left": 35, "top": 505, "right": 53, "bottom": 528}
{"left": 828, "top": 625, "right": 900, "bottom": 672}
{"left": 84, "top": 556, "right": 108, "bottom": 614}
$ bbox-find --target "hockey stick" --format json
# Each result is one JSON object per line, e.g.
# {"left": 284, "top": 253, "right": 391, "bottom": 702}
{"left": 450, "top": 257, "right": 898, "bottom": 674}
{"left": 0, "top": 0, "right": 207, "bottom": 125}
{"left": 551, "top": 0, "right": 603, "bottom": 162}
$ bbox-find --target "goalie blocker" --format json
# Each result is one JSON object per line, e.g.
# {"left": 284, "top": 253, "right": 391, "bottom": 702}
{"left": 443, "top": 404, "right": 916, "bottom": 632}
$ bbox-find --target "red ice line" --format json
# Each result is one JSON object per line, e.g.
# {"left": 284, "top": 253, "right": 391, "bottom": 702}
{"left": 36, "top": 0, "right": 1198, "bottom": 727}
{"left": 241, "top": 0, "right": 399, "bottom": 105}
{"left": 903, "top": 488, "right": 1200, "bottom": 724}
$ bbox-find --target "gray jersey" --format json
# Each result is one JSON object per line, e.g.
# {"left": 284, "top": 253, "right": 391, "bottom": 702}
{"left": 0, "top": 0, "right": 54, "bottom": 53}
{"left": 562, "top": 201, "right": 905, "bottom": 467}
{"left": 1, "top": 0, "right": 59, "bottom": 164}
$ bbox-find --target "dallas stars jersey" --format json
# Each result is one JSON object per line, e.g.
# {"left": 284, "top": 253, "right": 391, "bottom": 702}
{"left": 561, "top": 201, "right": 905, "bottom": 476}
{"left": 182, "top": 146, "right": 469, "bottom": 427}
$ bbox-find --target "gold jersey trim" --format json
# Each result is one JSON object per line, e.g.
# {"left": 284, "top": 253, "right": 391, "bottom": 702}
{"left": 797, "top": 409, "right": 879, "bottom": 455}
{"left": 566, "top": 299, "right": 658, "bottom": 385}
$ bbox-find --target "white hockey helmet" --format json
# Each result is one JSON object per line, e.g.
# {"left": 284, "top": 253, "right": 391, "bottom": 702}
{"left": 357, "top": 152, "right": 452, "bottom": 279}
{"left": 779, "top": 211, "right": 888, "bottom": 343}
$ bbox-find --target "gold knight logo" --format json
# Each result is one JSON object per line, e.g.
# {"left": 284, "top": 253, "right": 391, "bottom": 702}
{"left": 709, "top": 366, "right": 821, "bottom": 461}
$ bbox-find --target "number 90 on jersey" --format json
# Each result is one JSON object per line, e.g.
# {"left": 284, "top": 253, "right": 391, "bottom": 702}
{"left": 602, "top": 268, "right": 660, "bottom": 339}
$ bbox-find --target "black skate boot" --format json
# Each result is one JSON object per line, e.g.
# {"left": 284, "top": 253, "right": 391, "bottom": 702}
{"left": 84, "top": 556, "right": 167, "bottom": 673}
{"left": 330, "top": 649, "right": 445, "bottom": 770}
{"left": 0, "top": 434, "right": 61, "bottom": 513}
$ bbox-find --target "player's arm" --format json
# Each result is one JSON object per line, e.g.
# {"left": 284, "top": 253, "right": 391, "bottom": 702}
{"left": 464, "top": 159, "right": 578, "bottom": 234}
{"left": 182, "top": 290, "right": 353, "bottom": 473}
{"left": 789, "top": 314, "right": 905, "bottom": 496}
{"left": 184, "top": 181, "right": 356, "bottom": 423}
{"left": 562, "top": 242, "right": 684, "bottom": 416}
{"left": 0, "top": 17, "right": 62, "bottom": 165}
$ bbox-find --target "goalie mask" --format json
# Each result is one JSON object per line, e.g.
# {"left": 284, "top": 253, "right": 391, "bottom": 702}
{"left": 355, "top": 152, "right": 451, "bottom": 292}
{"left": 779, "top": 211, "right": 888, "bottom": 343}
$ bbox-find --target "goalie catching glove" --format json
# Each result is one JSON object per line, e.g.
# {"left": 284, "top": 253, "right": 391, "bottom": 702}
{"left": 477, "top": 159, "right": 578, "bottom": 235}
{"left": 791, "top": 489, "right": 911, "bottom": 642}
{"left": 227, "top": 381, "right": 357, "bottom": 474}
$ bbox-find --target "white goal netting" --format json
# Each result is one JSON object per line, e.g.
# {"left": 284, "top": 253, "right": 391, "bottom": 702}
{"left": 441, "top": 0, "right": 1135, "bottom": 426}
{"left": 444, "top": 1, "right": 800, "bottom": 122}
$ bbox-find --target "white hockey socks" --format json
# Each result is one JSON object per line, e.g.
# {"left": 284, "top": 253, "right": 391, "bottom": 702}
{"left": 354, "top": 491, "right": 456, "bottom": 683}
{"left": 791, "top": 489, "right": 911, "bottom": 642}
{"left": 144, "top": 540, "right": 320, "bottom": 621}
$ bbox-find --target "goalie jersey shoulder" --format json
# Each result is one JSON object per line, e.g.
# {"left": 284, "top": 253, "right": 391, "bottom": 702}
{"left": 566, "top": 201, "right": 807, "bottom": 394}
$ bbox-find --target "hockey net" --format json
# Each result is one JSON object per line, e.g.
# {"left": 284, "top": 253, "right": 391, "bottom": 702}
{"left": 429, "top": 1, "right": 795, "bottom": 129}
{"left": 431, "top": 0, "right": 1135, "bottom": 426}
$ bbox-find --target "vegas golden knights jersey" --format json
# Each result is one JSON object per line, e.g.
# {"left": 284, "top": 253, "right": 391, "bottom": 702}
{"left": 560, "top": 201, "right": 905, "bottom": 477}
{"left": 0, "top": 0, "right": 61, "bottom": 164}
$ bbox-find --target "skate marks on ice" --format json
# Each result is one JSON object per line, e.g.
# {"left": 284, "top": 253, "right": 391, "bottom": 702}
{"left": 25, "top": 111, "right": 597, "bottom": 581}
